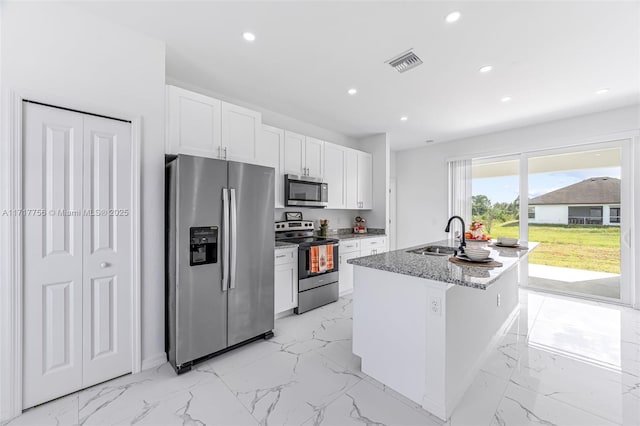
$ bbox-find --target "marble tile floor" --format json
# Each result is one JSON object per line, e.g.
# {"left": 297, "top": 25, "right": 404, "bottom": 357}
{"left": 5, "top": 289, "right": 640, "bottom": 426}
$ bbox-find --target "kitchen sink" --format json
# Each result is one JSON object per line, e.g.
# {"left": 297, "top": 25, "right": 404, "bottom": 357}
{"left": 407, "top": 245, "right": 457, "bottom": 256}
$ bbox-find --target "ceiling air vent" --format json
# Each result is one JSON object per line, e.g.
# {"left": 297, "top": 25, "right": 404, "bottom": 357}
{"left": 386, "top": 49, "right": 423, "bottom": 73}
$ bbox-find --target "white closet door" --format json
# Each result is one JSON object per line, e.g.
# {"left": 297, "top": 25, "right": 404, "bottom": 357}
{"left": 81, "top": 115, "right": 132, "bottom": 387}
{"left": 23, "top": 103, "right": 85, "bottom": 408}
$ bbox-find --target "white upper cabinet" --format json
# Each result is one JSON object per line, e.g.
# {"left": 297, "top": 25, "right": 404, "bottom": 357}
{"left": 345, "top": 148, "right": 359, "bottom": 209}
{"left": 283, "top": 131, "right": 324, "bottom": 179}
{"left": 221, "top": 102, "right": 261, "bottom": 164}
{"left": 304, "top": 137, "right": 324, "bottom": 179}
{"left": 323, "top": 143, "right": 346, "bottom": 209}
{"left": 261, "top": 125, "right": 285, "bottom": 208}
{"left": 166, "top": 85, "right": 375, "bottom": 212}
{"left": 283, "top": 130, "right": 306, "bottom": 175}
{"left": 166, "top": 85, "right": 262, "bottom": 164}
{"left": 166, "top": 85, "right": 222, "bottom": 157}
{"left": 357, "top": 151, "right": 373, "bottom": 209}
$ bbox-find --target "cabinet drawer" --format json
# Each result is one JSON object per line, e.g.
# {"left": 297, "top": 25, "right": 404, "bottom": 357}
{"left": 361, "top": 237, "right": 386, "bottom": 247}
{"left": 275, "top": 248, "right": 297, "bottom": 265}
{"left": 339, "top": 240, "right": 360, "bottom": 253}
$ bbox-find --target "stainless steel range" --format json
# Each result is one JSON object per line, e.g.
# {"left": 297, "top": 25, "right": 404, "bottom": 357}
{"left": 275, "top": 221, "right": 339, "bottom": 314}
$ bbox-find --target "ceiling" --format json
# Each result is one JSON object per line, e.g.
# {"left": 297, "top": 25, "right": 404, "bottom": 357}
{"left": 75, "top": 1, "right": 640, "bottom": 150}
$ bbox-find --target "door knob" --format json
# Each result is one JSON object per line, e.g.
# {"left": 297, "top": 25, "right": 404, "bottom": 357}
{"left": 100, "top": 262, "right": 109, "bottom": 268}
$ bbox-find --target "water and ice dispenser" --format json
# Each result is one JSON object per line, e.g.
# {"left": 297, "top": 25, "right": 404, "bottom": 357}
{"left": 189, "top": 226, "right": 218, "bottom": 266}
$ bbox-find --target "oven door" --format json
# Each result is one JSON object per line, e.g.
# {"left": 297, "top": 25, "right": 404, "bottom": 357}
{"left": 285, "top": 175, "right": 328, "bottom": 207}
{"left": 298, "top": 243, "right": 339, "bottom": 280}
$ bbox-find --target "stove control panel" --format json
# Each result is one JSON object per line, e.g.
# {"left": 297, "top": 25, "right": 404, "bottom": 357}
{"left": 275, "top": 220, "right": 314, "bottom": 232}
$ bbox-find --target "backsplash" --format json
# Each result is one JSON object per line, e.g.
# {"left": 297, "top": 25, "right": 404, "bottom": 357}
{"left": 275, "top": 208, "right": 368, "bottom": 231}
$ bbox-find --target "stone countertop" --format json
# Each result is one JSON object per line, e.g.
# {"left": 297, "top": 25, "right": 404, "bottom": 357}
{"left": 347, "top": 239, "right": 538, "bottom": 290}
{"left": 275, "top": 241, "right": 299, "bottom": 249}
{"left": 334, "top": 233, "right": 387, "bottom": 241}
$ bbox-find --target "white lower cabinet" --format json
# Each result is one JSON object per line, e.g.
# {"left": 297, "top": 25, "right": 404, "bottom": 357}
{"left": 338, "top": 240, "right": 360, "bottom": 295}
{"left": 275, "top": 248, "right": 298, "bottom": 314}
{"left": 339, "top": 237, "right": 388, "bottom": 295}
{"left": 360, "top": 236, "right": 387, "bottom": 256}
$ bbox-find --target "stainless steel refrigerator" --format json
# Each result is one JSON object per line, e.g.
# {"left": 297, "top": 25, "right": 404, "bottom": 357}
{"left": 165, "top": 154, "right": 275, "bottom": 374}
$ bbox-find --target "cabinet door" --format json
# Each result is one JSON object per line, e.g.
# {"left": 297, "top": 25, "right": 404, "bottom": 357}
{"left": 323, "top": 143, "right": 346, "bottom": 208}
{"left": 339, "top": 251, "right": 361, "bottom": 295}
{"left": 221, "top": 102, "right": 261, "bottom": 164}
{"left": 275, "top": 262, "right": 298, "bottom": 314}
{"left": 283, "top": 131, "right": 305, "bottom": 175}
{"left": 357, "top": 152, "right": 373, "bottom": 209}
{"left": 345, "top": 149, "right": 359, "bottom": 209}
{"left": 304, "top": 137, "right": 324, "bottom": 179}
{"left": 261, "top": 125, "right": 285, "bottom": 208}
{"left": 166, "top": 85, "right": 222, "bottom": 157}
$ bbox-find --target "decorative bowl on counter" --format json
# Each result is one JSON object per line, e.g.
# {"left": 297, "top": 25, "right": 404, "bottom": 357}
{"left": 463, "top": 247, "right": 491, "bottom": 261}
{"left": 497, "top": 237, "right": 518, "bottom": 246}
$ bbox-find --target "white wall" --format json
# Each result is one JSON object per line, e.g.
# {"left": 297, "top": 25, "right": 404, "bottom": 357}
{"left": 530, "top": 205, "right": 569, "bottom": 225}
{"left": 0, "top": 3, "right": 166, "bottom": 417}
{"left": 359, "top": 133, "right": 390, "bottom": 230}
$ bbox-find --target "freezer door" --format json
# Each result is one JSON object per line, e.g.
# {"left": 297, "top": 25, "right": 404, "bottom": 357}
{"left": 227, "top": 162, "right": 275, "bottom": 346}
{"left": 175, "top": 155, "right": 229, "bottom": 366}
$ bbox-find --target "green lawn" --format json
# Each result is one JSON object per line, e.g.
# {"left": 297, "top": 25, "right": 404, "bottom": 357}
{"left": 490, "top": 221, "right": 621, "bottom": 274}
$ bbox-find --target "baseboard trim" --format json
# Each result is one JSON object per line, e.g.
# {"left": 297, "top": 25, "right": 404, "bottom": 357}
{"left": 141, "top": 353, "right": 167, "bottom": 371}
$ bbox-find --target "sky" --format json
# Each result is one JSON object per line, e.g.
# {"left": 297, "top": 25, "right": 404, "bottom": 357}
{"left": 472, "top": 167, "right": 621, "bottom": 204}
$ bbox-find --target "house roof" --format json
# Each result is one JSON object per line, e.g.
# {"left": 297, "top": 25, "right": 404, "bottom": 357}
{"left": 529, "top": 177, "right": 620, "bottom": 205}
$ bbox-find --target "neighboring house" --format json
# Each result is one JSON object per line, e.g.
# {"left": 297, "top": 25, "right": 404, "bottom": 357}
{"left": 528, "top": 177, "right": 620, "bottom": 225}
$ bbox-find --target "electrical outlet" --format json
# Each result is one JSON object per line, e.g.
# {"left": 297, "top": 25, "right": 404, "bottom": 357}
{"left": 431, "top": 297, "right": 442, "bottom": 316}
{"left": 497, "top": 294, "right": 501, "bottom": 307}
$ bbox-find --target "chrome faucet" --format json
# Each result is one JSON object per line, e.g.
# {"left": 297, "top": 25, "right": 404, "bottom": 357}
{"left": 444, "top": 215, "right": 466, "bottom": 254}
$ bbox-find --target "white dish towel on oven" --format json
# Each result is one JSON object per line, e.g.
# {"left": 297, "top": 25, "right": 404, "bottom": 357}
{"left": 318, "top": 244, "right": 328, "bottom": 273}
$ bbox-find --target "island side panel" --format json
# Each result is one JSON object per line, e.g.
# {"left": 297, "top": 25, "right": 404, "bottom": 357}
{"left": 353, "top": 265, "right": 446, "bottom": 407}
{"left": 443, "top": 265, "right": 519, "bottom": 418}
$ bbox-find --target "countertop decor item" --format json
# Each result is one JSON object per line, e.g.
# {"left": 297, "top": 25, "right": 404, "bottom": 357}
{"left": 465, "top": 221, "right": 490, "bottom": 240}
{"left": 319, "top": 219, "right": 329, "bottom": 236}
{"left": 353, "top": 216, "right": 367, "bottom": 234}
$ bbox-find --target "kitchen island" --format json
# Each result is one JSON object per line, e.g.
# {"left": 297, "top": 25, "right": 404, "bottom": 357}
{"left": 348, "top": 239, "right": 537, "bottom": 421}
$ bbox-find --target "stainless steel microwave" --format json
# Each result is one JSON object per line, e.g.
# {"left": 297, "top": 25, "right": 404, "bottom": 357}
{"left": 285, "top": 174, "right": 328, "bottom": 208}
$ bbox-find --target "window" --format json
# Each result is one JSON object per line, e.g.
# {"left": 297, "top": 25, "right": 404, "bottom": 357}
{"left": 528, "top": 207, "right": 535, "bottom": 219}
{"left": 610, "top": 207, "right": 620, "bottom": 224}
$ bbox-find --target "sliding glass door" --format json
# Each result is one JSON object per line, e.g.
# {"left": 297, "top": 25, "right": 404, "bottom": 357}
{"left": 471, "top": 140, "right": 631, "bottom": 304}
{"left": 524, "top": 144, "right": 629, "bottom": 303}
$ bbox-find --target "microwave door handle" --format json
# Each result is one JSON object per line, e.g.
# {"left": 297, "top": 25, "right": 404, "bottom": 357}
{"left": 229, "top": 188, "right": 238, "bottom": 289}
{"left": 222, "top": 188, "right": 230, "bottom": 292}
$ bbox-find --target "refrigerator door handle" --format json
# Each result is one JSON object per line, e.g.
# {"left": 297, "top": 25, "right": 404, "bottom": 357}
{"left": 222, "top": 188, "right": 230, "bottom": 292}
{"left": 229, "top": 188, "right": 238, "bottom": 289}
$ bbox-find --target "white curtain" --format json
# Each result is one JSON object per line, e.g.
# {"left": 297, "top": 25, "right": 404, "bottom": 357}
{"left": 447, "top": 159, "right": 472, "bottom": 237}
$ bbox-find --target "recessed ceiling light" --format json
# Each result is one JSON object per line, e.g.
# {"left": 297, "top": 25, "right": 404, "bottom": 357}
{"left": 445, "top": 11, "right": 461, "bottom": 23}
{"left": 479, "top": 65, "right": 493, "bottom": 73}
{"left": 501, "top": 96, "right": 512, "bottom": 102}
{"left": 347, "top": 88, "right": 357, "bottom": 95}
{"left": 242, "top": 32, "right": 256, "bottom": 42}
{"left": 595, "top": 88, "right": 610, "bottom": 95}
{"left": 400, "top": 116, "right": 408, "bottom": 122}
